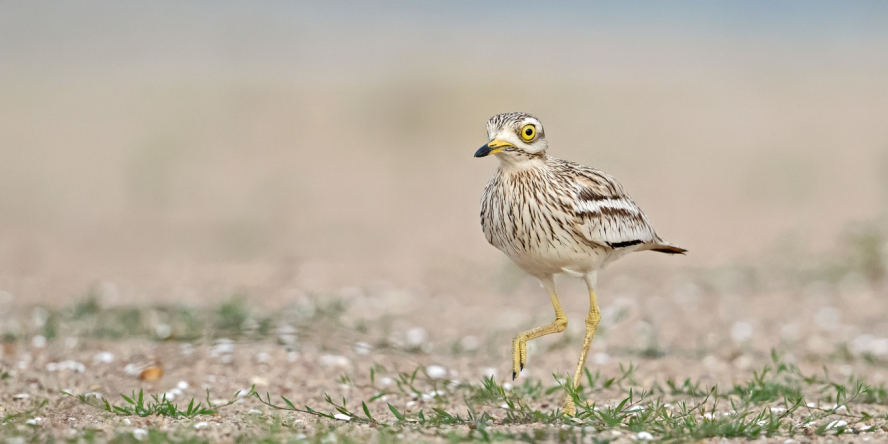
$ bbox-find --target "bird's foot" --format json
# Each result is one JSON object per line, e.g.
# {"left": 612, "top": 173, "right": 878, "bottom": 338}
{"left": 511, "top": 335, "right": 527, "bottom": 380}
{"left": 561, "top": 396, "right": 577, "bottom": 416}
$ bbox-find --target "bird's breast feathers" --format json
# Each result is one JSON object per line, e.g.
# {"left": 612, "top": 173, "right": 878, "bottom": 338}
{"left": 480, "top": 157, "right": 660, "bottom": 268}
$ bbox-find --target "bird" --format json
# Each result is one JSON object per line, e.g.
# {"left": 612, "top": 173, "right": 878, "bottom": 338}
{"left": 474, "top": 112, "right": 685, "bottom": 415}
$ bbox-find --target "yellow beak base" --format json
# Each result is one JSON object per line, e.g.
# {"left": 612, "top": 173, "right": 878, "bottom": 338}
{"left": 487, "top": 139, "right": 513, "bottom": 148}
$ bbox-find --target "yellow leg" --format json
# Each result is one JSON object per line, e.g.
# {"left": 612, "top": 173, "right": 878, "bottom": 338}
{"left": 512, "top": 276, "right": 567, "bottom": 380}
{"left": 562, "top": 273, "right": 601, "bottom": 416}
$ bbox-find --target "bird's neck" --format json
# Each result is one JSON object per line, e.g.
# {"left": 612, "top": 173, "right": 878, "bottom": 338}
{"left": 496, "top": 153, "right": 548, "bottom": 173}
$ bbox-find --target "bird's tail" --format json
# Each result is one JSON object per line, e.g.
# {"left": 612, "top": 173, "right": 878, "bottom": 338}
{"left": 649, "top": 241, "right": 687, "bottom": 255}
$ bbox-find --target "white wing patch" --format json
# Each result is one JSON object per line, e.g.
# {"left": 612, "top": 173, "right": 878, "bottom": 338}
{"left": 575, "top": 198, "right": 638, "bottom": 215}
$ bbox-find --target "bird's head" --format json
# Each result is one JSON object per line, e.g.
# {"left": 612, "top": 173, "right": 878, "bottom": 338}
{"left": 474, "top": 112, "right": 548, "bottom": 163}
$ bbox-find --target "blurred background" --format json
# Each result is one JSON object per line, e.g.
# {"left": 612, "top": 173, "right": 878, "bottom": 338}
{"left": 1, "top": 1, "right": 887, "bottom": 306}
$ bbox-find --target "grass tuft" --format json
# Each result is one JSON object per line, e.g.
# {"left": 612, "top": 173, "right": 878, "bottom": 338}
{"left": 65, "top": 386, "right": 254, "bottom": 419}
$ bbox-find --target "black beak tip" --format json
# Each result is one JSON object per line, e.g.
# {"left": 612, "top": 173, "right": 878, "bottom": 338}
{"left": 474, "top": 144, "right": 491, "bottom": 158}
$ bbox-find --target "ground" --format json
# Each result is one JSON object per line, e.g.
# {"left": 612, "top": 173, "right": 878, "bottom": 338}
{"left": 1, "top": 235, "right": 888, "bottom": 443}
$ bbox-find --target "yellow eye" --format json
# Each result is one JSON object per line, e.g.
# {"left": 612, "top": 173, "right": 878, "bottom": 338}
{"left": 520, "top": 124, "right": 536, "bottom": 141}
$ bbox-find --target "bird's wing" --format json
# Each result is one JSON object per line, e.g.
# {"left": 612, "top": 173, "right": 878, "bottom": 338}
{"left": 566, "top": 166, "right": 660, "bottom": 249}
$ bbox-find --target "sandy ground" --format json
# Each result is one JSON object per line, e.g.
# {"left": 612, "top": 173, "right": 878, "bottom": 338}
{"left": 2, "top": 248, "right": 888, "bottom": 442}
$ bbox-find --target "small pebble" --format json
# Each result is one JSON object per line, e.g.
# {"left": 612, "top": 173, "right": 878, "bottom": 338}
{"left": 319, "top": 355, "right": 350, "bottom": 367}
{"left": 155, "top": 323, "right": 171, "bottom": 339}
{"left": 406, "top": 327, "right": 428, "bottom": 345}
{"left": 277, "top": 324, "right": 297, "bottom": 345}
{"left": 140, "top": 366, "right": 164, "bottom": 381}
{"left": 32, "top": 335, "right": 46, "bottom": 348}
{"left": 212, "top": 339, "right": 235, "bottom": 355}
{"left": 133, "top": 428, "right": 148, "bottom": 441}
{"left": 333, "top": 413, "right": 351, "bottom": 421}
{"left": 426, "top": 365, "right": 447, "bottom": 379}
{"left": 63, "top": 360, "right": 86, "bottom": 372}
{"left": 354, "top": 342, "right": 372, "bottom": 355}
{"left": 826, "top": 419, "right": 847, "bottom": 429}
{"left": 194, "top": 422, "right": 208, "bottom": 429}
{"left": 93, "top": 351, "right": 115, "bottom": 364}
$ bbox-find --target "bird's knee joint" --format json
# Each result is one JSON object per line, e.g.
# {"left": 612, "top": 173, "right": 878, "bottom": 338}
{"left": 554, "top": 317, "right": 568, "bottom": 331}
{"left": 585, "top": 311, "right": 601, "bottom": 329}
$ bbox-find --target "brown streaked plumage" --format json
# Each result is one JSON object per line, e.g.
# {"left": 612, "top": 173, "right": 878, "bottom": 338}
{"left": 474, "top": 112, "right": 685, "bottom": 415}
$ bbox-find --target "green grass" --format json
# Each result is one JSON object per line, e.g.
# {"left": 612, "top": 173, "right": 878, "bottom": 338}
{"left": 65, "top": 387, "right": 252, "bottom": 419}
{"left": 234, "top": 353, "right": 888, "bottom": 443}
{"left": 5, "top": 354, "right": 888, "bottom": 443}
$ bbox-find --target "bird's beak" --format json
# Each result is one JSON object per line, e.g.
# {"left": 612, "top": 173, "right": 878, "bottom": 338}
{"left": 474, "top": 139, "right": 513, "bottom": 158}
